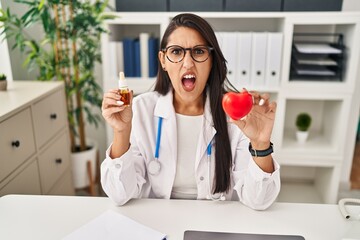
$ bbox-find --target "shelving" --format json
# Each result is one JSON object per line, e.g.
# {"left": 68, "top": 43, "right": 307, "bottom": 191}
{"left": 101, "top": 12, "right": 360, "bottom": 204}
{"left": 290, "top": 33, "right": 345, "bottom": 81}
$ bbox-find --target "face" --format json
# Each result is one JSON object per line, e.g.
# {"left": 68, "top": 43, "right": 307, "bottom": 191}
{"left": 159, "top": 27, "right": 212, "bottom": 108}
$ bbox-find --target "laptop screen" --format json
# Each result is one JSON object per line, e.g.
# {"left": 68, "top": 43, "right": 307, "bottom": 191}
{"left": 184, "top": 230, "right": 305, "bottom": 240}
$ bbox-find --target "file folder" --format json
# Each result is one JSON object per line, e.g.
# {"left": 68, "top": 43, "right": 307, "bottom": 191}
{"left": 236, "top": 32, "right": 252, "bottom": 87}
{"left": 115, "top": 41, "right": 124, "bottom": 74}
{"left": 123, "top": 38, "right": 136, "bottom": 77}
{"left": 216, "top": 32, "right": 238, "bottom": 86}
{"left": 139, "top": 33, "right": 150, "bottom": 78}
{"left": 134, "top": 39, "right": 141, "bottom": 77}
{"left": 108, "top": 41, "right": 118, "bottom": 82}
{"left": 148, "top": 37, "right": 159, "bottom": 77}
{"left": 251, "top": 33, "right": 268, "bottom": 87}
{"left": 265, "top": 32, "right": 283, "bottom": 87}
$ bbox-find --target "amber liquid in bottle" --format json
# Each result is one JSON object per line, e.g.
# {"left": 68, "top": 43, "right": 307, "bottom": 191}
{"left": 118, "top": 88, "right": 130, "bottom": 106}
{"left": 118, "top": 72, "right": 130, "bottom": 106}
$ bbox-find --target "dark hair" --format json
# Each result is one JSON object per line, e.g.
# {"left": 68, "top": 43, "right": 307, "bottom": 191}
{"left": 154, "top": 13, "right": 234, "bottom": 194}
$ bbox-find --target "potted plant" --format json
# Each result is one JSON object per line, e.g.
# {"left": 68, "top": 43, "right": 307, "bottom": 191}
{"left": 0, "top": 0, "right": 115, "bottom": 191}
{"left": 0, "top": 73, "right": 6, "bottom": 91}
{"left": 295, "top": 112, "right": 312, "bottom": 143}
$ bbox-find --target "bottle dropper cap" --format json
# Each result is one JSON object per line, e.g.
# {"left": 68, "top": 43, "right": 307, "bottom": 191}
{"left": 118, "top": 72, "right": 128, "bottom": 88}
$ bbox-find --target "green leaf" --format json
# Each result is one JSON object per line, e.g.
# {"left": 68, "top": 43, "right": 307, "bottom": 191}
{"left": 24, "top": 40, "right": 39, "bottom": 52}
{"left": 14, "top": 0, "right": 33, "bottom": 5}
{"left": 0, "top": 9, "right": 8, "bottom": 22}
{"left": 21, "top": 8, "right": 36, "bottom": 24}
{"left": 38, "top": 0, "right": 45, "bottom": 10}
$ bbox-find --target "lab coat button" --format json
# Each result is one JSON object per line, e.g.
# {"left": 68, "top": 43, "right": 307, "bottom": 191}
{"left": 115, "top": 163, "right": 121, "bottom": 169}
{"left": 200, "top": 176, "right": 204, "bottom": 181}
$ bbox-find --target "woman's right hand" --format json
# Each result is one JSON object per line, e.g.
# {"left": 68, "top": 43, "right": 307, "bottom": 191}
{"left": 101, "top": 89, "right": 133, "bottom": 132}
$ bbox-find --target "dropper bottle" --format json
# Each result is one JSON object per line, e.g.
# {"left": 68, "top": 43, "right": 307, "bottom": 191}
{"left": 118, "top": 71, "right": 130, "bottom": 106}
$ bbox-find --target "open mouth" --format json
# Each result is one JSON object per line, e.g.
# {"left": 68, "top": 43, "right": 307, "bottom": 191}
{"left": 181, "top": 74, "right": 196, "bottom": 91}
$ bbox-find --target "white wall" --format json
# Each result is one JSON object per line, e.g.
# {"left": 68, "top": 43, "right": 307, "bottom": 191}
{"left": 342, "top": 0, "right": 360, "bottom": 11}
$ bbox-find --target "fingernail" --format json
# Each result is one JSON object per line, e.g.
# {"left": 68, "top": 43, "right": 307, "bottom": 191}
{"left": 116, "top": 100, "right": 124, "bottom": 106}
{"left": 259, "top": 99, "right": 265, "bottom": 106}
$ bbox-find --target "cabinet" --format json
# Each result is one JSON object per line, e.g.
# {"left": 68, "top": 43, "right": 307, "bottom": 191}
{"left": 0, "top": 81, "right": 75, "bottom": 196}
{"left": 101, "top": 12, "right": 360, "bottom": 204}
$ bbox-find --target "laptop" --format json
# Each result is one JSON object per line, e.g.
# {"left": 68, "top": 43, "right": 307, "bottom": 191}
{"left": 184, "top": 230, "right": 305, "bottom": 240}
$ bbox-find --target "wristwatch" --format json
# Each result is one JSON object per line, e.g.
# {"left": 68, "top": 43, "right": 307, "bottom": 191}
{"left": 248, "top": 142, "right": 273, "bottom": 157}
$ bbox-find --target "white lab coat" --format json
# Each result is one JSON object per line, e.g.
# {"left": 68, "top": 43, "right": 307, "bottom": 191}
{"left": 101, "top": 90, "right": 281, "bottom": 210}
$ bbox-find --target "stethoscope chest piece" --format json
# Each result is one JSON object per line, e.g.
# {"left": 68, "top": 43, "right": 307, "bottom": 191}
{"left": 148, "top": 159, "right": 161, "bottom": 175}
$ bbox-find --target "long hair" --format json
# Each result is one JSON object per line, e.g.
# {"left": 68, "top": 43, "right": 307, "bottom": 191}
{"left": 154, "top": 13, "right": 234, "bottom": 194}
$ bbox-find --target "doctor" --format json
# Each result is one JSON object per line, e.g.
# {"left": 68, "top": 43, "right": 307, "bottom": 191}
{"left": 101, "top": 13, "right": 280, "bottom": 210}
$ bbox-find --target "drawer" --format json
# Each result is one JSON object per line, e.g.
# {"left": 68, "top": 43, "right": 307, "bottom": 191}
{"left": 0, "top": 160, "right": 41, "bottom": 196}
{"left": 33, "top": 89, "right": 67, "bottom": 148}
{"left": 0, "top": 108, "right": 36, "bottom": 180}
{"left": 38, "top": 132, "right": 70, "bottom": 193}
{"left": 48, "top": 169, "right": 75, "bottom": 196}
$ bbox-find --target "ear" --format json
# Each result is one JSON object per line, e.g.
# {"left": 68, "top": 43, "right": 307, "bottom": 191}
{"left": 158, "top": 51, "right": 166, "bottom": 69}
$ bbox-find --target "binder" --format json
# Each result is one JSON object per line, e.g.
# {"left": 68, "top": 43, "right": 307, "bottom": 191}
{"left": 108, "top": 41, "right": 118, "bottom": 82}
{"left": 115, "top": 41, "right": 124, "bottom": 74}
{"left": 215, "top": 32, "right": 223, "bottom": 46}
{"left": 123, "top": 38, "right": 136, "bottom": 77}
{"left": 251, "top": 32, "right": 268, "bottom": 87}
{"left": 217, "top": 32, "right": 238, "bottom": 86}
{"left": 139, "top": 33, "right": 149, "bottom": 78}
{"left": 148, "top": 37, "right": 159, "bottom": 77}
{"left": 265, "top": 32, "right": 283, "bottom": 87}
{"left": 236, "top": 32, "right": 252, "bottom": 87}
{"left": 134, "top": 39, "right": 141, "bottom": 77}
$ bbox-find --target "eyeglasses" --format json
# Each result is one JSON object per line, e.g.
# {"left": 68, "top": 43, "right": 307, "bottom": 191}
{"left": 162, "top": 45, "right": 213, "bottom": 63}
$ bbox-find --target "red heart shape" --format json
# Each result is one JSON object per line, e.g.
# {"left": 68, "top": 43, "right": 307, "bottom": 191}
{"left": 222, "top": 91, "right": 253, "bottom": 120}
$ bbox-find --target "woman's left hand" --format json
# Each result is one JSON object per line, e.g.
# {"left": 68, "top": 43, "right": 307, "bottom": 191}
{"left": 229, "top": 90, "right": 277, "bottom": 148}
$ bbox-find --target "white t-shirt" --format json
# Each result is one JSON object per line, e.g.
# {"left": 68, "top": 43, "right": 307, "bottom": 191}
{"left": 171, "top": 113, "right": 203, "bottom": 199}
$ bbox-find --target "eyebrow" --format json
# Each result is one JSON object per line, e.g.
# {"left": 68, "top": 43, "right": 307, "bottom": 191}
{"left": 166, "top": 44, "right": 208, "bottom": 47}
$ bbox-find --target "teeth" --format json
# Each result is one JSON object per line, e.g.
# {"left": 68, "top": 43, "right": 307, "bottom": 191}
{"left": 183, "top": 74, "right": 195, "bottom": 79}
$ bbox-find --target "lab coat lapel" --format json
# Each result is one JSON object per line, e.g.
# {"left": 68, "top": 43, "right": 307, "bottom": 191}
{"left": 154, "top": 90, "right": 177, "bottom": 192}
{"left": 195, "top": 93, "right": 216, "bottom": 172}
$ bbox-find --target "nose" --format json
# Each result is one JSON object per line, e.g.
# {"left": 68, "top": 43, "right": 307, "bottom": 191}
{"left": 182, "top": 50, "right": 194, "bottom": 69}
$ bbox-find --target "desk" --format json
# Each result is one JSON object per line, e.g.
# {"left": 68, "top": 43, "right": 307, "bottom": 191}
{"left": 0, "top": 194, "right": 357, "bottom": 240}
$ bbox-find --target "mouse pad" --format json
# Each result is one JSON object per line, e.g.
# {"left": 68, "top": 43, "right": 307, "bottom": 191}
{"left": 184, "top": 230, "right": 305, "bottom": 240}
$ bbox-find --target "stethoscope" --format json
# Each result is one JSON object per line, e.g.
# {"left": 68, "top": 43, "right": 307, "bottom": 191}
{"left": 147, "top": 117, "right": 225, "bottom": 201}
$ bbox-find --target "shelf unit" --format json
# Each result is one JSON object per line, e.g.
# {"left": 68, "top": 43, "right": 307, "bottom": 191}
{"left": 101, "top": 12, "right": 360, "bottom": 204}
{"left": 0, "top": 81, "right": 75, "bottom": 196}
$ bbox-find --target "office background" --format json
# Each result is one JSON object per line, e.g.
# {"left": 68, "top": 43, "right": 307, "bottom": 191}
{"left": 1, "top": 0, "right": 360, "bottom": 201}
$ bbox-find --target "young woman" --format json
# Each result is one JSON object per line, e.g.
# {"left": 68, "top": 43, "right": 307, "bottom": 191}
{"left": 101, "top": 13, "right": 280, "bottom": 210}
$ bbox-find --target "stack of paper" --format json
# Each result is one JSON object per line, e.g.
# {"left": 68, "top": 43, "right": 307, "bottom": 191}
{"left": 294, "top": 43, "right": 342, "bottom": 54}
{"left": 63, "top": 210, "right": 167, "bottom": 240}
{"left": 296, "top": 57, "right": 337, "bottom": 66}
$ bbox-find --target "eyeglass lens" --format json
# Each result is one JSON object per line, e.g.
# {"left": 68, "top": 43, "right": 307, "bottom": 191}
{"left": 165, "top": 46, "right": 211, "bottom": 63}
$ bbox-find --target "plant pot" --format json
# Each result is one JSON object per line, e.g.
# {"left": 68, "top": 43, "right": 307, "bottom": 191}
{"left": 0, "top": 81, "right": 7, "bottom": 91}
{"left": 70, "top": 139, "right": 98, "bottom": 189}
{"left": 296, "top": 131, "right": 309, "bottom": 144}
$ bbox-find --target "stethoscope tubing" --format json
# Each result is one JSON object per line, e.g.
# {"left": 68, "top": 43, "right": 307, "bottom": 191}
{"left": 151, "top": 116, "right": 224, "bottom": 201}
{"left": 154, "top": 117, "right": 163, "bottom": 159}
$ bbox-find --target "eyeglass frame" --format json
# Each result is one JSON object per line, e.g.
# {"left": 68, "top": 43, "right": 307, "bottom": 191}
{"left": 161, "top": 45, "right": 214, "bottom": 63}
